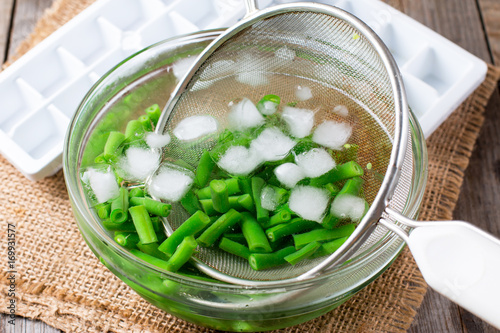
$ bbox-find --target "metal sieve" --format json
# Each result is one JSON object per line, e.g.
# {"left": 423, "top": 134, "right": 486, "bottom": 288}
{"left": 153, "top": 2, "right": 500, "bottom": 326}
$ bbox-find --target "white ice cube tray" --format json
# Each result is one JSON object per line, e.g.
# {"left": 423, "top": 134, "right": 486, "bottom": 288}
{"left": 0, "top": 0, "right": 487, "bottom": 180}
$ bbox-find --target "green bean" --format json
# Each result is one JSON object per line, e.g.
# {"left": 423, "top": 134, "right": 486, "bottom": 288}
{"left": 238, "top": 177, "right": 253, "bottom": 196}
{"left": 110, "top": 187, "right": 129, "bottom": 224}
{"left": 129, "top": 205, "right": 158, "bottom": 244}
{"left": 219, "top": 237, "right": 251, "bottom": 260}
{"left": 129, "top": 187, "right": 144, "bottom": 198}
{"left": 124, "top": 119, "right": 144, "bottom": 140}
{"left": 95, "top": 202, "right": 111, "bottom": 219}
{"left": 325, "top": 183, "right": 340, "bottom": 196}
{"left": 114, "top": 232, "right": 140, "bottom": 249}
{"left": 197, "top": 178, "right": 241, "bottom": 199}
{"left": 237, "top": 194, "right": 255, "bottom": 212}
{"left": 139, "top": 114, "right": 153, "bottom": 132}
{"left": 284, "top": 241, "right": 321, "bottom": 265}
{"left": 293, "top": 224, "right": 356, "bottom": 249}
{"left": 197, "top": 209, "right": 242, "bottom": 247}
{"left": 309, "top": 161, "right": 364, "bottom": 187}
{"left": 199, "top": 199, "right": 217, "bottom": 216}
{"left": 323, "top": 177, "right": 364, "bottom": 229}
{"left": 130, "top": 248, "right": 170, "bottom": 270}
{"left": 251, "top": 177, "right": 269, "bottom": 224}
{"left": 248, "top": 246, "right": 296, "bottom": 271}
{"left": 103, "top": 131, "right": 125, "bottom": 159}
{"left": 241, "top": 212, "right": 272, "bottom": 253}
{"left": 163, "top": 236, "right": 197, "bottom": 272}
{"left": 312, "top": 236, "right": 350, "bottom": 258}
{"left": 265, "top": 208, "right": 292, "bottom": 228}
{"left": 269, "top": 185, "right": 289, "bottom": 205}
{"left": 158, "top": 210, "right": 211, "bottom": 256}
{"left": 145, "top": 104, "right": 161, "bottom": 126}
{"left": 265, "top": 218, "right": 319, "bottom": 242}
{"left": 195, "top": 150, "right": 216, "bottom": 187}
{"left": 222, "top": 233, "right": 247, "bottom": 244}
{"left": 137, "top": 241, "right": 169, "bottom": 260}
{"left": 181, "top": 190, "right": 201, "bottom": 215}
{"left": 210, "top": 179, "right": 230, "bottom": 213}
{"left": 129, "top": 197, "right": 171, "bottom": 217}
{"left": 101, "top": 219, "right": 136, "bottom": 232}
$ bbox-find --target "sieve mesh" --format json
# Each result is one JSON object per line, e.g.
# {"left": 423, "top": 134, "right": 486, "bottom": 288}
{"left": 158, "top": 7, "right": 406, "bottom": 282}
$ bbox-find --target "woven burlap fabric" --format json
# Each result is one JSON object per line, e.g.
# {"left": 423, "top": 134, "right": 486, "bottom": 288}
{"left": 1, "top": 0, "right": 500, "bottom": 332}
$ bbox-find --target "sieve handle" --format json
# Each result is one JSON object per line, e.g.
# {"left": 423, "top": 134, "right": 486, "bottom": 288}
{"left": 402, "top": 220, "right": 500, "bottom": 329}
{"left": 244, "top": 0, "right": 258, "bottom": 17}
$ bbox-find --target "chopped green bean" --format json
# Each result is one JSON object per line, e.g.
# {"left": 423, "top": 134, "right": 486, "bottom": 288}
{"left": 222, "top": 233, "right": 247, "bottom": 244}
{"left": 103, "top": 131, "right": 125, "bottom": 159}
{"left": 309, "top": 161, "right": 364, "bottom": 187}
{"left": 248, "top": 246, "right": 296, "bottom": 271}
{"left": 284, "top": 241, "right": 321, "bottom": 265}
{"left": 210, "top": 179, "right": 230, "bottom": 213}
{"left": 129, "top": 205, "right": 158, "bottom": 245}
{"left": 195, "top": 150, "right": 216, "bottom": 187}
{"left": 114, "top": 232, "right": 140, "bottom": 249}
{"left": 129, "top": 187, "right": 145, "bottom": 198}
{"left": 312, "top": 236, "right": 350, "bottom": 258}
{"left": 95, "top": 202, "right": 111, "bottom": 219}
{"left": 101, "top": 219, "right": 136, "bottom": 232}
{"left": 251, "top": 177, "right": 269, "bottom": 224}
{"left": 265, "top": 218, "right": 319, "bottom": 242}
{"left": 293, "top": 224, "right": 356, "bottom": 249}
{"left": 110, "top": 187, "right": 129, "bottom": 224}
{"left": 237, "top": 194, "right": 255, "bottom": 212}
{"left": 145, "top": 104, "right": 161, "bottom": 126}
{"left": 181, "top": 190, "right": 201, "bottom": 215}
{"left": 124, "top": 119, "right": 144, "bottom": 140}
{"left": 219, "top": 237, "right": 251, "bottom": 260}
{"left": 241, "top": 212, "right": 272, "bottom": 253}
{"left": 238, "top": 177, "right": 253, "bottom": 196}
{"left": 158, "top": 210, "right": 210, "bottom": 256}
{"left": 139, "top": 114, "right": 153, "bottom": 132}
{"left": 137, "top": 241, "right": 169, "bottom": 260}
{"left": 197, "top": 209, "right": 242, "bottom": 247}
{"left": 265, "top": 208, "right": 292, "bottom": 228}
{"left": 129, "top": 197, "right": 171, "bottom": 217}
{"left": 199, "top": 199, "right": 217, "bottom": 216}
{"left": 163, "top": 236, "right": 197, "bottom": 272}
{"left": 130, "top": 249, "right": 170, "bottom": 270}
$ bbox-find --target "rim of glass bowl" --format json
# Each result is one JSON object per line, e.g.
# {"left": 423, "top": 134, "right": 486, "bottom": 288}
{"left": 63, "top": 29, "right": 428, "bottom": 291}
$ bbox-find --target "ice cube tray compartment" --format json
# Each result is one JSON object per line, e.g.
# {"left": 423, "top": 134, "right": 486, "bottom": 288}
{"left": 0, "top": 0, "right": 487, "bottom": 180}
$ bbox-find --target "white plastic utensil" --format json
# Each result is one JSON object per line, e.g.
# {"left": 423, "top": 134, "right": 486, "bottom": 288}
{"left": 380, "top": 208, "right": 500, "bottom": 329}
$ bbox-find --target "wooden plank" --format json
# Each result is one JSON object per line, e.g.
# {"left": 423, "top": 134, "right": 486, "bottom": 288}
{"left": 478, "top": 0, "right": 500, "bottom": 64}
{"left": 6, "top": 0, "right": 54, "bottom": 60}
{"left": 398, "top": 0, "right": 499, "bottom": 332}
{"left": 0, "top": 0, "right": 15, "bottom": 64}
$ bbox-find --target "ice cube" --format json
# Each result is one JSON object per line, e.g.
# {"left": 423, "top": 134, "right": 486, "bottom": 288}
{"left": 145, "top": 132, "right": 171, "bottom": 149}
{"left": 288, "top": 186, "right": 330, "bottom": 222}
{"left": 258, "top": 101, "right": 278, "bottom": 115}
{"left": 173, "top": 115, "right": 218, "bottom": 141}
{"left": 312, "top": 120, "right": 352, "bottom": 150}
{"left": 236, "top": 72, "right": 269, "bottom": 87}
{"left": 228, "top": 98, "right": 265, "bottom": 131}
{"left": 295, "top": 148, "right": 336, "bottom": 178}
{"left": 274, "top": 163, "right": 305, "bottom": 188}
{"left": 333, "top": 105, "right": 348, "bottom": 117}
{"left": 217, "top": 146, "right": 263, "bottom": 176}
{"left": 148, "top": 166, "right": 194, "bottom": 202}
{"left": 295, "top": 85, "right": 313, "bottom": 101}
{"left": 330, "top": 194, "right": 367, "bottom": 221}
{"left": 275, "top": 47, "right": 295, "bottom": 61}
{"left": 282, "top": 106, "right": 314, "bottom": 138}
{"left": 260, "top": 186, "right": 278, "bottom": 211}
{"left": 119, "top": 147, "right": 161, "bottom": 181}
{"left": 82, "top": 168, "right": 119, "bottom": 203}
{"left": 172, "top": 56, "right": 196, "bottom": 81}
{"left": 250, "top": 127, "right": 296, "bottom": 162}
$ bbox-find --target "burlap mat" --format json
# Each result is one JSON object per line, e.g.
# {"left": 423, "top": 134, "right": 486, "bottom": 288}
{"left": 1, "top": 0, "right": 500, "bottom": 331}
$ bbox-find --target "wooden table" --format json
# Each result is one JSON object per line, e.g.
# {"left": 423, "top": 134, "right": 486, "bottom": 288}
{"left": 1, "top": 0, "right": 499, "bottom": 332}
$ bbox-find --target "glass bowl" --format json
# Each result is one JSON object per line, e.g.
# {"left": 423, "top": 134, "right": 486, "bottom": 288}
{"left": 63, "top": 29, "right": 427, "bottom": 332}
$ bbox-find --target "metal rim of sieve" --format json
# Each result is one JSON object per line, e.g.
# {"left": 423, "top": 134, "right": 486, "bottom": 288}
{"left": 154, "top": 1, "right": 409, "bottom": 286}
